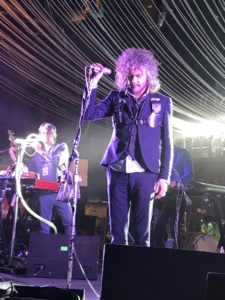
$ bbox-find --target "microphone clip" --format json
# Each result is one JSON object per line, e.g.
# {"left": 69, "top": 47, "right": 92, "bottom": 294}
{"left": 118, "top": 99, "right": 126, "bottom": 123}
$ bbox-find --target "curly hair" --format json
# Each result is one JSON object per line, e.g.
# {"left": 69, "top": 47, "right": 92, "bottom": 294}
{"left": 115, "top": 48, "right": 160, "bottom": 93}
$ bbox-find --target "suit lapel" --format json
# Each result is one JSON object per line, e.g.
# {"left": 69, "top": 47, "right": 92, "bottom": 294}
{"left": 138, "top": 93, "right": 151, "bottom": 119}
{"left": 125, "top": 94, "right": 135, "bottom": 117}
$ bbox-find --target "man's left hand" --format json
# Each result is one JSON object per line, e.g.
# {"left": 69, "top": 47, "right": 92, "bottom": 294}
{"left": 154, "top": 179, "right": 168, "bottom": 199}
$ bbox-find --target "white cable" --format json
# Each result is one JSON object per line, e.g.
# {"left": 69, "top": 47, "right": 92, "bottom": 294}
{"left": 73, "top": 249, "right": 100, "bottom": 298}
{"left": 14, "top": 133, "right": 58, "bottom": 234}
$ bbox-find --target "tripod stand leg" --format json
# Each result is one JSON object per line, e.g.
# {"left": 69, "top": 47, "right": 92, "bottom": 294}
{"left": 173, "top": 190, "right": 183, "bottom": 249}
{"left": 9, "top": 193, "right": 19, "bottom": 265}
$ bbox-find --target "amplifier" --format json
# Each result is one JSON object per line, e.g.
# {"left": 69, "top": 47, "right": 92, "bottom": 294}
{"left": 27, "top": 233, "right": 99, "bottom": 280}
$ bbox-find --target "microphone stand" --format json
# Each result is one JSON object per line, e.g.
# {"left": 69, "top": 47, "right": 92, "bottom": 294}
{"left": 66, "top": 138, "right": 80, "bottom": 289}
{"left": 66, "top": 85, "right": 91, "bottom": 289}
{"left": 172, "top": 168, "right": 185, "bottom": 249}
{"left": 9, "top": 145, "right": 22, "bottom": 266}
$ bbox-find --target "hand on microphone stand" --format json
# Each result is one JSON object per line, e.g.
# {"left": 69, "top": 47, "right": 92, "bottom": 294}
{"left": 84, "top": 63, "right": 110, "bottom": 110}
{"left": 88, "top": 63, "right": 105, "bottom": 88}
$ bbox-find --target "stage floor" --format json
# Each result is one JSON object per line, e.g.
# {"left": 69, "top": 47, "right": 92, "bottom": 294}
{"left": 0, "top": 271, "right": 102, "bottom": 300}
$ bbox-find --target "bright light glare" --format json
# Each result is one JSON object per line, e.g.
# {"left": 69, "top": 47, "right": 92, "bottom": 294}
{"left": 173, "top": 117, "right": 225, "bottom": 137}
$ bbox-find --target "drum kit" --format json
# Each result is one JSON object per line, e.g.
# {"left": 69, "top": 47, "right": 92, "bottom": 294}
{"left": 155, "top": 185, "right": 222, "bottom": 253}
{"left": 187, "top": 233, "right": 218, "bottom": 253}
{"left": 185, "top": 196, "right": 219, "bottom": 252}
{"left": 183, "top": 182, "right": 225, "bottom": 253}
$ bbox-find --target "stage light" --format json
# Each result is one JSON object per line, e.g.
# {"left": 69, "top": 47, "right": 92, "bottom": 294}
{"left": 173, "top": 117, "right": 225, "bottom": 137}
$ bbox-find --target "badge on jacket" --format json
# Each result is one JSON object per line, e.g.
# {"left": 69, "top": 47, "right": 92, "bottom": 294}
{"left": 42, "top": 165, "right": 49, "bottom": 176}
{"left": 150, "top": 97, "right": 161, "bottom": 114}
{"left": 148, "top": 97, "right": 161, "bottom": 127}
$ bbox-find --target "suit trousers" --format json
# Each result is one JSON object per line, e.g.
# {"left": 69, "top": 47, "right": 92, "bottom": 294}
{"left": 106, "top": 168, "right": 157, "bottom": 246}
{"left": 38, "top": 193, "right": 72, "bottom": 235}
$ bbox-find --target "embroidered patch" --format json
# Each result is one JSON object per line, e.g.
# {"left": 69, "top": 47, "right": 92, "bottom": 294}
{"left": 147, "top": 113, "right": 161, "bottom": 128}
{"left": 150, "top": 97, "right": 161, "bottom": 114}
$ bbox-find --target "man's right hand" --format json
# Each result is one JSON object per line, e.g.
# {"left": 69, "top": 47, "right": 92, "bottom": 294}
{"left": 89, "top": 63, "right": 105, "bottom": 88}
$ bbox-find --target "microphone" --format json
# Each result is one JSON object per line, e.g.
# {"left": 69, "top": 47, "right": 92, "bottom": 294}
{"left": 88, "top": 65, "right": 112, "bottom": 75}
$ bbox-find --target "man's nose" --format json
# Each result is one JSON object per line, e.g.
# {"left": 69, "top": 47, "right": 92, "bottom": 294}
{"left": 132, "top": 76, "right": 138, "bottom": 83}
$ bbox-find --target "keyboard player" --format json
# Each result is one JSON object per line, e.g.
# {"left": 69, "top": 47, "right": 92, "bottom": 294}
{"left": 28, "top": 123, "right": 72, "bottom": 234}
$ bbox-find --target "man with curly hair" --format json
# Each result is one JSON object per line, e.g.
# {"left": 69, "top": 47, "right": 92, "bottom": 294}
{"left": 84, "top": 48, "right": 173, "bottom": 246}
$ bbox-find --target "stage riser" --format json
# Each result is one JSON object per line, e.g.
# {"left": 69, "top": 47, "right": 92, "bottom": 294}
{"left": 101, "top": 244, "right": 225, "bottom": 300}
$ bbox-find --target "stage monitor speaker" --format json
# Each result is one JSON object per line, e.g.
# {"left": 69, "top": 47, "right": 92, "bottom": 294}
{"left": 204, "top": 272, "right": 225, "bottom": 300}
{"left": 27, "top": 233, "right": 99, "bottom": 280}
{"left": 101, "top": 244, "right": 225, "bottom": 300}
{"left": 9, "top": 284, "right": 85, "bottom": 300}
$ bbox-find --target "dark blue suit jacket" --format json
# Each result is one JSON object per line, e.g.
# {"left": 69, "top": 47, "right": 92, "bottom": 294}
{"left": 84, "top": 88, "right": 173, "bottom": 181}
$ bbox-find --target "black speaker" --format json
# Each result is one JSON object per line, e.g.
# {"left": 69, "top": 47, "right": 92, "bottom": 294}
{"left": 101, "top": 244, "right": 225, "bottom": 300}
{"left": 27, "top": 233, "right": 99, "bottom": 280}
{"left": 9, "top": 284, "right": 85, "bottom": 300}
{"left": 204, "top": 272, "right": 225, "bottom": 300}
